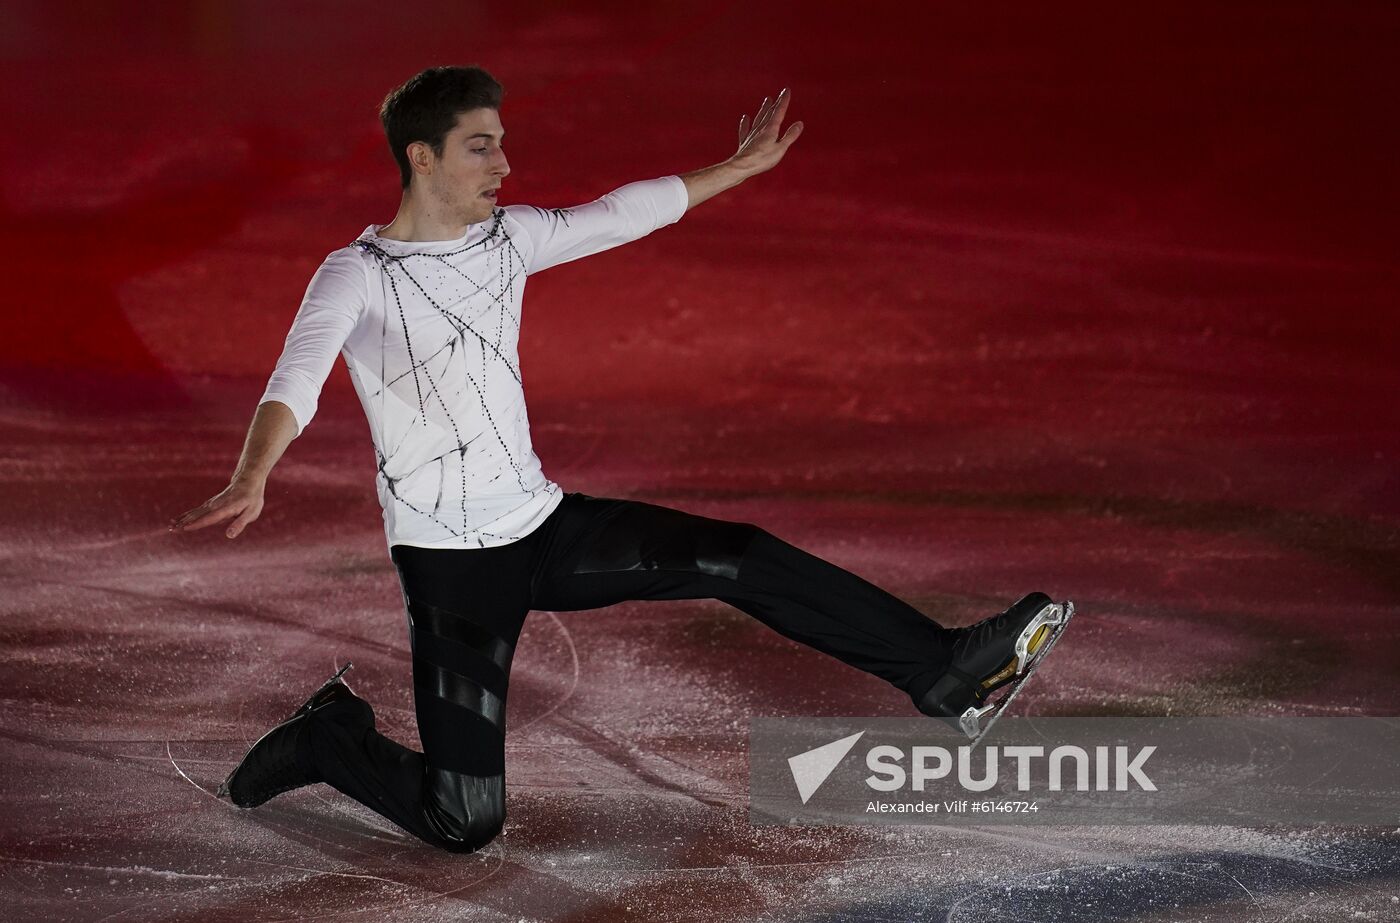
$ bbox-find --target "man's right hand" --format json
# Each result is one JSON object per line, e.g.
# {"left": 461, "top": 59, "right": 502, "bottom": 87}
{"left": 170, "top": 400, "right": 297, "bottom": 539}
{"left": 170, "top": 476, "right": 267, "bottom": 539}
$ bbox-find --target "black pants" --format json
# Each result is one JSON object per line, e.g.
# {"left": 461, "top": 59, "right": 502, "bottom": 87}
{"left": 304, "top": 492, "right": 956, "bottom": 852}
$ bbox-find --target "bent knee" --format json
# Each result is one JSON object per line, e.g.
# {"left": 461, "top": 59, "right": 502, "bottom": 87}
{"left": 429, "top": 800, "right": 504, "bottom": 854}
{"left": 424, "top": 768, "right": 505, "bottom": 853}
{"left": 433, "top": 812, "right": 504, "bottom": 854}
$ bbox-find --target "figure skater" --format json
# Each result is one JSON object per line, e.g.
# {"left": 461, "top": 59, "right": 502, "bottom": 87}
{"left": 171, "top": 66, "right": 1072, "bottom": 853}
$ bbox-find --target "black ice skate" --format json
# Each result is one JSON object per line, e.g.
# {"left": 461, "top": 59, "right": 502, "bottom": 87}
{"left": 217, "top": 662, "right": 364, "bottom": 808}
{"left": 916, "top": 593, "right": 1074, "bottom": 746}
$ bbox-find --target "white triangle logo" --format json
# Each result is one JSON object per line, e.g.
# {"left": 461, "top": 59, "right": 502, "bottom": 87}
{"left": 788, "top": 731, "right": 865, "bottom": 804}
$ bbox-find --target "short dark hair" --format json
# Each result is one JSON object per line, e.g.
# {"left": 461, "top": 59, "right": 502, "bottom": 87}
{"left": 379, "top": 66, "right": 505, "bottom": 189}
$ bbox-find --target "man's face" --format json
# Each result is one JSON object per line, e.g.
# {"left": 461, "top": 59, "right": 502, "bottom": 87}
{"left": 417, "top": 107, "right": 510, "bottom": 225}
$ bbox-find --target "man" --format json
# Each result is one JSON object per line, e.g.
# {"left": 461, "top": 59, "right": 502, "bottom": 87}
{"left": 171, "top": 66, "right": 1071, "bottom": 854}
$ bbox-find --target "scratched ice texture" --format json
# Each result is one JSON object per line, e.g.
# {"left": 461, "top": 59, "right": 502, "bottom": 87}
{"left": 2, "top": 2, "right": 1398, "bottom": 921}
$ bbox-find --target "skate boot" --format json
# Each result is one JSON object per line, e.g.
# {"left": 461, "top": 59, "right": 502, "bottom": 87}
{"left": 916, "top": 593, "right": 1074, "bottom": 746}
{"left": 217, "top": 662, "right": 367, "bottom": 808}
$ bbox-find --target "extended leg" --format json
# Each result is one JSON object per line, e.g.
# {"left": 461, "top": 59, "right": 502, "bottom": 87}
{"left": 530, "top": 493, "right": 960, "bottom": 704}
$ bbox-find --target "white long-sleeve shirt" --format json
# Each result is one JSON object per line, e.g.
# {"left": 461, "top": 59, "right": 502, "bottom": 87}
{"left": 259, "top": 174, "right": 689, "bottom": 550}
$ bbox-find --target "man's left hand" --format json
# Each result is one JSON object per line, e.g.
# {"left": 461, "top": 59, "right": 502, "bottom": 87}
{"left": 730, "top": 87, "right": 803, "bottom": 177}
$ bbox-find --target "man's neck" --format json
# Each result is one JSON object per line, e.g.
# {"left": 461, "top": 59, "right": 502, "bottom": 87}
{"left": 377, "top": 191, "right": 476, "bottom": 242}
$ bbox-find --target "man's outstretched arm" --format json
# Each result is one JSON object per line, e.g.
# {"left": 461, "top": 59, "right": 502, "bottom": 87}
{"left": 169, "top": 399, "right": 298, "bottom": 538}
{"left": 679, "top": 87, "right": 804, "bottom": 209}
{"left": 169, "top": 249, "right": 367, "bottom": 539}
{"left": 506, "top": 87, "right": 802, "bottom": 275}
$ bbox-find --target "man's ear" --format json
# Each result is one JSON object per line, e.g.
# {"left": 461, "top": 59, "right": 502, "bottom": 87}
{"left": 406, "top": 140, "right": 435, "bottom": 180}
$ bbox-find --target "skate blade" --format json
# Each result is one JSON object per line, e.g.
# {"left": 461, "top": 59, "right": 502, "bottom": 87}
{"left": 960, "top": 600, "right": 1075, "bottom": 745}
{"left": 291, "top": 661, "right": 355, "bottom": 720}
{"left": 1013, "top": 600, "right": 1071, "bottom": 677}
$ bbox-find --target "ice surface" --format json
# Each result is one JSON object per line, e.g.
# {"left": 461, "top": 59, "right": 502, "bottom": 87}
{"left": 3, "top": 1, "right": 1398, "bottom": 920}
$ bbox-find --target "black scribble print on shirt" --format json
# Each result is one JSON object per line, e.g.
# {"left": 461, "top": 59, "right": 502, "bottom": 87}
{"left": 349, "top": 212, "right": 555, "bottom": 547}
{"left": 524, "top": 205, "right": 573, "bottom": 227}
